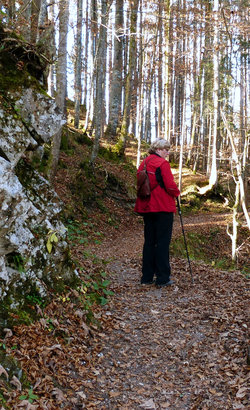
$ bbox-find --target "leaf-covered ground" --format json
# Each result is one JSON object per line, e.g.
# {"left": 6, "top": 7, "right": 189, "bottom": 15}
{"left": 2, "top": 210, "right": 249, "bottom": 409}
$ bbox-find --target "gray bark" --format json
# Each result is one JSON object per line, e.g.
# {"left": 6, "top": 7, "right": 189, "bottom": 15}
{"left": 209, "top": 0, "right": 219, "bottom": 187}
{"left": 91, "top": 0, "right": 108, "bottom": 164}
{"left": 74, "top": 0, "right": 83, "bottom": 129}
{"left": 36, "top": 0, "right": 47, "bottom": 43}
{"left": 157, "top": 0, "right": 163, "bottom": 139}
{"left": 107, "top": 0, "right": 124, "bottom": 137}
{"left": 49, "top": 0, "right": 69, "bottom": 181}
{"left": 118, "top": 0, "right": 139, "bottom": 156}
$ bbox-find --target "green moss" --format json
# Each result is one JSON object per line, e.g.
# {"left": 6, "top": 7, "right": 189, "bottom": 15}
{"left": 96, "top": 198, "right": 108, "bottom": 213}
{"left": 5, "top": 252, "right": 26, "bottom": 273}
{"left": 98, "top": 145, "right": 121, "bottom": 162}
{"left": 0, "top": 23, "right": 47, "bottom": 94}
{"left": 113, "top": 138, "right": 126, "bottom": 158}
{"left": 60, "top": 130, "right": 69, "bottom": 151}
{"left": 0, "top": 52, "right": 45, "bottom": 94}
{"left": 123, "top": 161, "right": 137, "bottom": 175}
{"left": 76, "top": 132, "right": 93, "bottom": 146}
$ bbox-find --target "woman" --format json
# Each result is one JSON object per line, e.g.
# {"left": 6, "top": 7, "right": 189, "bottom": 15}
{"left": 135, "top": 138, "right": 180, "bottom": 287}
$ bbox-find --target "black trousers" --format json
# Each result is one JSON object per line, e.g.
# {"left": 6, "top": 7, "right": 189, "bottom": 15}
{"left": 142, "top": 212, "right": 174, "bottom": 285}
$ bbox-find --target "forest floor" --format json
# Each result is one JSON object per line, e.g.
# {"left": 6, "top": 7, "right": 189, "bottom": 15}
{"left": 2, "top": 134, "right": 249, "bottom": 409}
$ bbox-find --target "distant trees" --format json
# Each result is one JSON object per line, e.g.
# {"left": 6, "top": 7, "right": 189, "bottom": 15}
{"left": 1, "top": 0, "right": 249, "bottom": 193}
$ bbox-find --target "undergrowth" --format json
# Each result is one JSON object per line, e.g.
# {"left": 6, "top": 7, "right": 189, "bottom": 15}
{"left": 170, "top": 228, "right": 249, "bottom": 275}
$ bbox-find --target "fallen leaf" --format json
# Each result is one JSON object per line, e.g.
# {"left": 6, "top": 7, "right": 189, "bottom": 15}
{"left": 17, "top": 400, "right": 38, "bottom": 409}
{"left": 0, "top": 365, "right": 8, "bottom": 379}
{"left": 139, "top": 398, "right": 156, "bottom": 409}
{"left": 76, "top": 391, "right": 87, "bottom": 399}
{"left": 10, "top": 375, "right": 22, "bottom": 390}
{"left": 236, "top": 386, "right": 248, "bottom": 398}
{"left": 51, "top": 388, "right": 65, "bottom": 401}
{"left": 3, "top": 328, "right": 13, "bottom": 338}
{"left": 109, "top": 391, "right": 120, "bottom": 398}
{"left": 161, "top": 402, "right": 171, "bottom": 408}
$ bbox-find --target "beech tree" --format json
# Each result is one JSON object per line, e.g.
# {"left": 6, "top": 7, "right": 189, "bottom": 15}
{"left": 48, "top": 0, "right": 69, "bottom": 181}
{"left": 106, "top": 0, "right": 124, "bottom": 138}
{"left": 209, "top": 0, "right": 219, "bottom": 188}
{"left": 74, "top": 0, "right": 83, "bottom": 129}
{"left": 117, "top": 0, "right": 139, "bottom": 156}
{"left": 90, "top": 0, "right": 108, "bottom": 164}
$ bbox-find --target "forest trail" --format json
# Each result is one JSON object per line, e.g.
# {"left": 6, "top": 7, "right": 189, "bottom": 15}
{"left": 6, "top": 211, "right": 249, "bottom": 409}
{"left": 81, "top": 213, "right": 249, "bottom": 409}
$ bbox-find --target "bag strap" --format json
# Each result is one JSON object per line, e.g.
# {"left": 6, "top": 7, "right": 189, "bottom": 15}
{"left": 143, "top": 156, "right": 159, "bottom": 190}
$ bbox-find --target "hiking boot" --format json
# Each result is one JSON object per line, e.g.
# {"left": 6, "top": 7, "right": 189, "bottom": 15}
{"left": 141, "top": 280, "right": 155, "bottom": 285}
{"left": 155, "top": 280, "right": 174, "bottom": 287}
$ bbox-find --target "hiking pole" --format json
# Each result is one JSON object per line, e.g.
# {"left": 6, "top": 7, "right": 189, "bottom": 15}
{"left": 176, "top": 197, "right": 194, "bottom": 284}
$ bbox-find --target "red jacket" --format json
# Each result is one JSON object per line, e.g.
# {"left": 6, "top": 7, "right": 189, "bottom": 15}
{"left": 134, "top": 154, "right": 180, "bottom": 214}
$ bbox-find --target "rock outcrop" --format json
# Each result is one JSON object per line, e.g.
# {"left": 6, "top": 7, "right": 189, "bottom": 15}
{"left": 0, "top": 25, "right": 77, "bottom": 328}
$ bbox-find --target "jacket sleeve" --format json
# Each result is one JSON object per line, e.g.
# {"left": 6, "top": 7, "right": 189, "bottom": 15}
{"left": 161, "top": 161, "right": 180, "bottom": 197}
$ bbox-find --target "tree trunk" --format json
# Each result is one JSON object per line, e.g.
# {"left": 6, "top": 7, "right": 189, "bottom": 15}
{"left": 106, "top": 0, "right": 124, "bottom": 138}
{"left": 47, "top": 1, "right": 56, "bottom": 97}
{"left": 117, "top": 0, "right": 139, "bottom": 156}
{"left": 157, "top": 0, "right": 163, "bottom": 139}
{"left": 226, "top": 180, "right": 240, "bottom": 262}
{"left": 74, "top": 0, "right": 83, "bottom": 129}
{"left": 36, "top": 0, "right": 47, "bottom": 43}
{"left": 31, "top": 0, "right": 41, "bottom": 43}
{"left": 209, "top": 0, "right": 219, "bottom": 188}
{"left": 221, "top": 111, "right": 250, "bottom": 230}
{"left": 136, "top": 0, "right": 143, "bottom": 168}
{"left": 84, "top": 0, "right": 97, "bottom": 132}
{"left": 90, "top": 0, "right": 107, "bottom": 164}
{"left": 164, "top": 0, "right": 172, "bottom": 142}
{"left": 48, "top": 0, "right": 69, "bottom": 182}
{"left": 82, "top": 0, "right": 89, "bottom": 109}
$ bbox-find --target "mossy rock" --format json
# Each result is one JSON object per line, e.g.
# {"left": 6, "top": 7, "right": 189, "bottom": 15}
{"left": 0, "top": 23, "right": 47, "bottom": 92}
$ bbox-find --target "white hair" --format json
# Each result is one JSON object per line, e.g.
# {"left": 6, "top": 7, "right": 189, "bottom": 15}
{"left": 148, "top": 138, "right": 170, "bottom": 154}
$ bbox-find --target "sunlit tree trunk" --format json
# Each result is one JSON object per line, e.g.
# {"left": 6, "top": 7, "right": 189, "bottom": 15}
{"left": 179, "top": 89, "right": 186, "bottom": 191}
{"left": 209, "top": 0, "right": 219, "bottom": 187}
{"left": 84, "top": 0, "right": 98, "bottom": 131}
{"left": 240, "top": 43, "right": 249, "bottom": 206}
{"left": 91, "top": 0, "right": 107, "bottom": 164}
{"left": 107, "top": 0, "right": 124, "bottom": 137}
{"left": 47, "top": 1, "right": 56, "bottom": 97}
{"left": 221, "top": 111, "right": 250, "bottom": 230}
{"left": 157, "top": 0, "right": 163, "bottom": 139}
{"left": 227, "top": 180, "right": 240, "bottom": 262}
{"left": 164, "top": 0, "right": 171, "bottom": 142}
{"left": 136, "top": 0, "right": 143, "bottom": 168}
{"left": 48, "top": 0, "right": 69, "bottom": 181}
{"left": 82, "top": 0, "right": 89, "bottom": 109}
{"left": 117, "top": 0, "right": 139, "bottom": 156}
{"left": 74, "top": 0, "right": 83, "bottom": 129}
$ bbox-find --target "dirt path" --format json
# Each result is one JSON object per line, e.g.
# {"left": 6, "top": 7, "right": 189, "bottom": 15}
{"left": 5, "top": 213, "right": 249, "bottom": 409}
{"left": 82, "top": 215, "right": 249, "bottom": 409}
